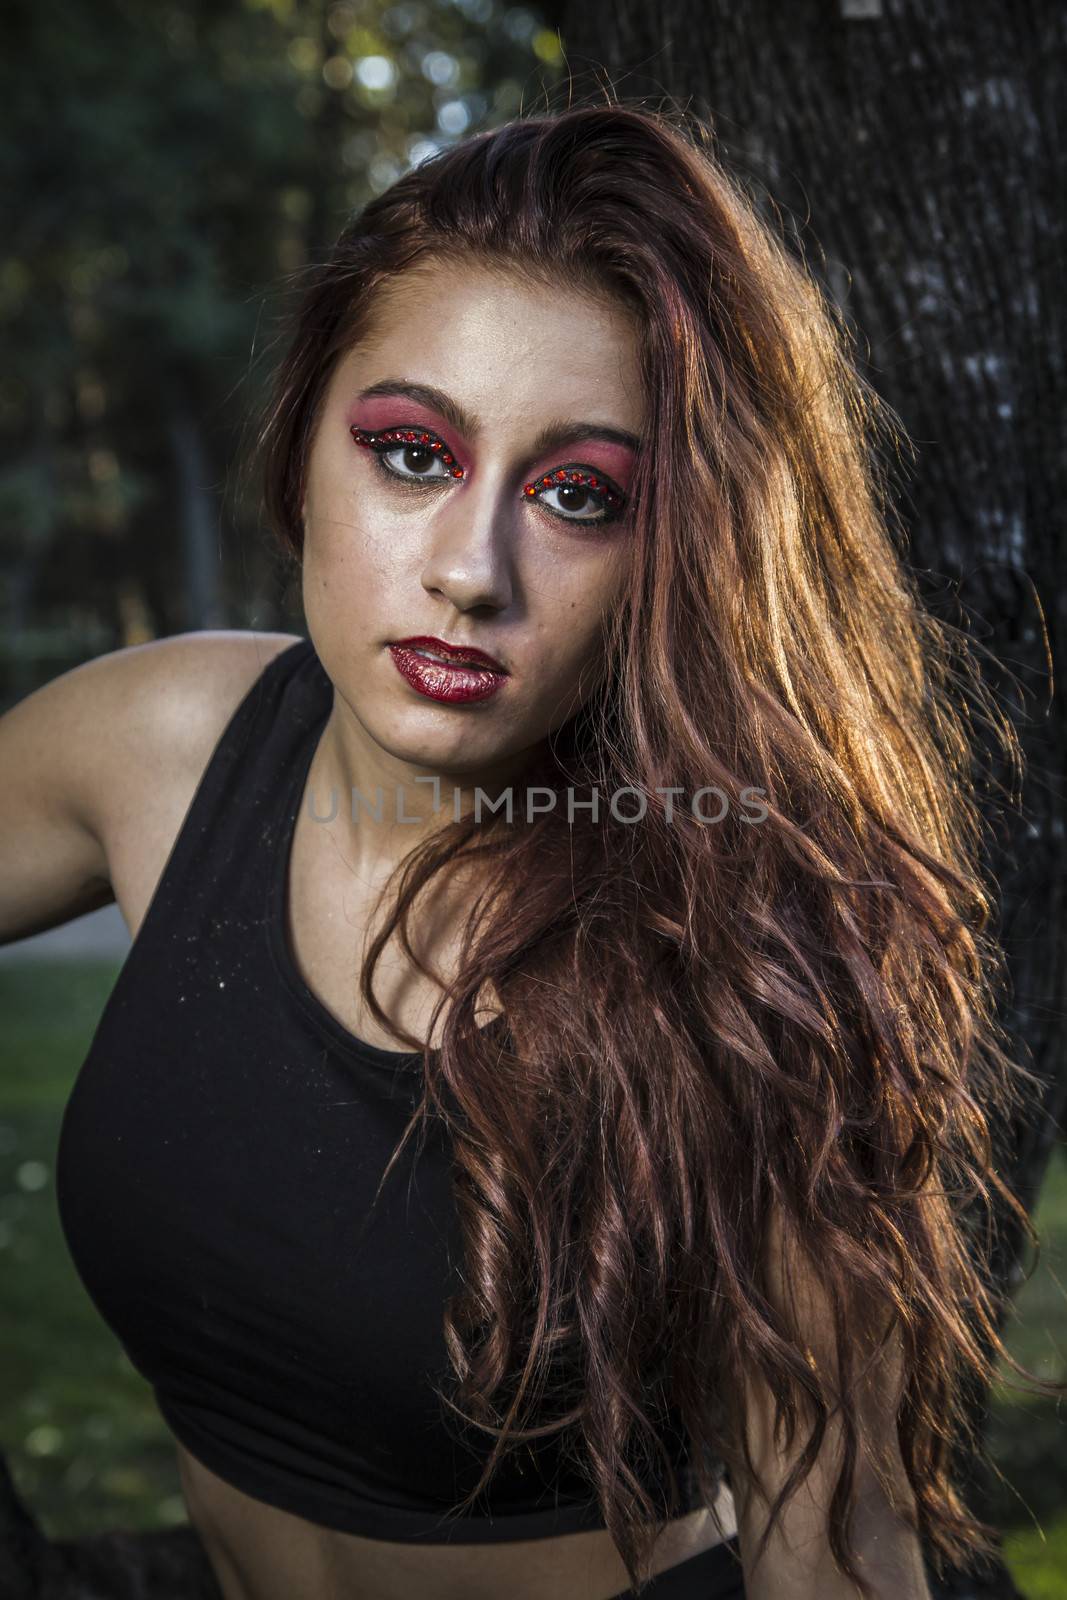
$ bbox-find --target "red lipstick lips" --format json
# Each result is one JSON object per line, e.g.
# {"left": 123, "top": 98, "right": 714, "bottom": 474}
{"left": 388, "top": 636, "right": 509, "bottom": 704}
{"left": 393, "top": 636, "right": 507, "bottom": 672}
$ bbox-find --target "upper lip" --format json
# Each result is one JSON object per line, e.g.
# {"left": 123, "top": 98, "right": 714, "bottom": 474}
{"left": 392, "top": 636, "right": 509, "bottom": 674}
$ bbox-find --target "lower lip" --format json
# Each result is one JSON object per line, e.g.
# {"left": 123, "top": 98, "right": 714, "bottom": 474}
{"left": 388, "top": 645, "right": 508, "bottom": 703}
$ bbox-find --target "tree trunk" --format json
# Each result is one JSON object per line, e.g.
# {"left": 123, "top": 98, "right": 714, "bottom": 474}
{"left": 3, "top": 412, "right": 59, "bottom": 705}
{"left": 548, "top": 2, "right": 1065, "bottom": 1595}
{"left": 167, "top": 408, "right": 225, "bottom": 633}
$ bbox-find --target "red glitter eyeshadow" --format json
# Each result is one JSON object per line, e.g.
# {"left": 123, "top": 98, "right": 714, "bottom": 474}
{"left": 349, "top": 425, "right": 626, "bottom": 514}
{"left": 521, "top": 467, "right": 624, "bottom": 514}
{"left": 350, "top": 425, "right": 465, "bottom": 479}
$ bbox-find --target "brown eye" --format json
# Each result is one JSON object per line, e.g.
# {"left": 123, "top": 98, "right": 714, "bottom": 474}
{"left": 387, "top": 442, "right": 448, "bottom": 478}
{"left": 375, "top": 441, "right": 453, "bottom": 484}
{"left": 538, "top": 481, "right": 611, "bottom": 523}
{"left": 351, "top": 424, "right": 465, "bottom": 485}
{"left": 350, "top": 424, "right": 626, "bottom": 524}
{"left": 524, "top": 465, "right": 627, "bottom": 526}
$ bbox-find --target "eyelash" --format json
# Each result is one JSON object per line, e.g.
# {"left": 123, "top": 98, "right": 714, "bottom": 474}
{"left": 348, "top": 424, "right": 627, "bottom": 526}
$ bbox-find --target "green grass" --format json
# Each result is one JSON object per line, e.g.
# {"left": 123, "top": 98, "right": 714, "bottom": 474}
{"left": 0, "top": 958, "right": 186, "bottom": 1535}
{"left": 1, "top": 955, "right": 1065, "bottom": 1592}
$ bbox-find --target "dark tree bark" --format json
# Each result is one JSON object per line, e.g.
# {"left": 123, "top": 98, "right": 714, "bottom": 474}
{"left": 546, "top": 2, "right": 1066, "bottom": 1596}
{"left": 168, "top": 407, "right": 226, "bottom": 633}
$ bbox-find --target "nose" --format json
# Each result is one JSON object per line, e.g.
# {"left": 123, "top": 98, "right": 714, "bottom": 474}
{"left": 418, "top": 476, "right": 515, "bottom": 613}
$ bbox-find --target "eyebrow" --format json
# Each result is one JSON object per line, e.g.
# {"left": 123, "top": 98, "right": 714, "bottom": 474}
{"left": 356, "top": 378, "right": 641, "bottom": 458}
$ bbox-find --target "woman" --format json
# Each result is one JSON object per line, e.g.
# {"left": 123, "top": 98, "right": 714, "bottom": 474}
{"left": 2, "top": 100, "right": 1058, "bottom": 1600}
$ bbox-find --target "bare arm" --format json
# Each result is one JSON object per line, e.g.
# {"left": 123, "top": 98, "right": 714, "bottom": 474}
{"left": 0, "top": 654, "right": 116, "bottom": 945}
{"left": 0, "top": 630, "right": 302, "bottom": 948}
{"left": 734, "top": 1403, "right": 931, "bottom": 1599}
{"left": 732, "top": 1204, "right": 932, "bottom": 1600}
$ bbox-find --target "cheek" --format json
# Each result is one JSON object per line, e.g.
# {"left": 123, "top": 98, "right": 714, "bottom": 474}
{"left": 303, "top": 482, "right": 398, "bottom": 581}
{"left": 303, "top": 445, "right": 390, "bottom": 552}
{"left": 529, "top": 577, "right": 621, "bottom": 685}
{"left": 533, "top": 546, "right": 629, "bottom": 631}
{"left": 302, "top": 531, "right": 388, "bottom": 638}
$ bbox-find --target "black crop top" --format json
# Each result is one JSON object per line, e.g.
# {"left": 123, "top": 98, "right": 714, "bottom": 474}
{"left": 56, "top": 635, "right": 722, "bottom": 1542}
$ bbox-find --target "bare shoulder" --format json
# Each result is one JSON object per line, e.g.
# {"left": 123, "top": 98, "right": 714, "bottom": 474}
{"left": 103, "top": 627, "right": 303, "bottom": 755}
{"left": 86, "top": 629, "right": 304, "bottom": 814}
{"left": 0, "top": 629, "right": 304, "bottom": 946}
{"left": 93, "top": 630, "right": 306, "bottom": 936}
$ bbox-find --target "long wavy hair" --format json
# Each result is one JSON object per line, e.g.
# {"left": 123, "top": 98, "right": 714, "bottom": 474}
{"left": 248, "top": 98, "right": 1061, "bottom": 1595}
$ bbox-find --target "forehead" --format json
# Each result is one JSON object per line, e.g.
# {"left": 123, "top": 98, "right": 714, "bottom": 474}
{"left": 329, "top": 257, "right": 646, "bottom": 431}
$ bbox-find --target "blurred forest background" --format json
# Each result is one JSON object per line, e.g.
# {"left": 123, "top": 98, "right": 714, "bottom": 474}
{"left": 1, "top": 0, "right": 561, "bottom": 705}
{"left": 1, "top": 2, "right": 1064, "bottom": 1598}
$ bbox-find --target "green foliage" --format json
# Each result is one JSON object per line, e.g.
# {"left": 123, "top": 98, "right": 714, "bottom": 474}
{"left": 1002, "top": 1515, "right": 1067, "bottom": 1600}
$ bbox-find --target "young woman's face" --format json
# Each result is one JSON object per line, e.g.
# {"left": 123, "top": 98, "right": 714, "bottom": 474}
{"left": 300, "top": 256, "right": 644, "bottom": 785}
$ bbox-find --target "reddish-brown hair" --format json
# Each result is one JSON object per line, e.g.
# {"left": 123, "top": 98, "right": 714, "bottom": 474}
{"left": 249, "top": 97, "right": 1061, "bottom": 1595}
